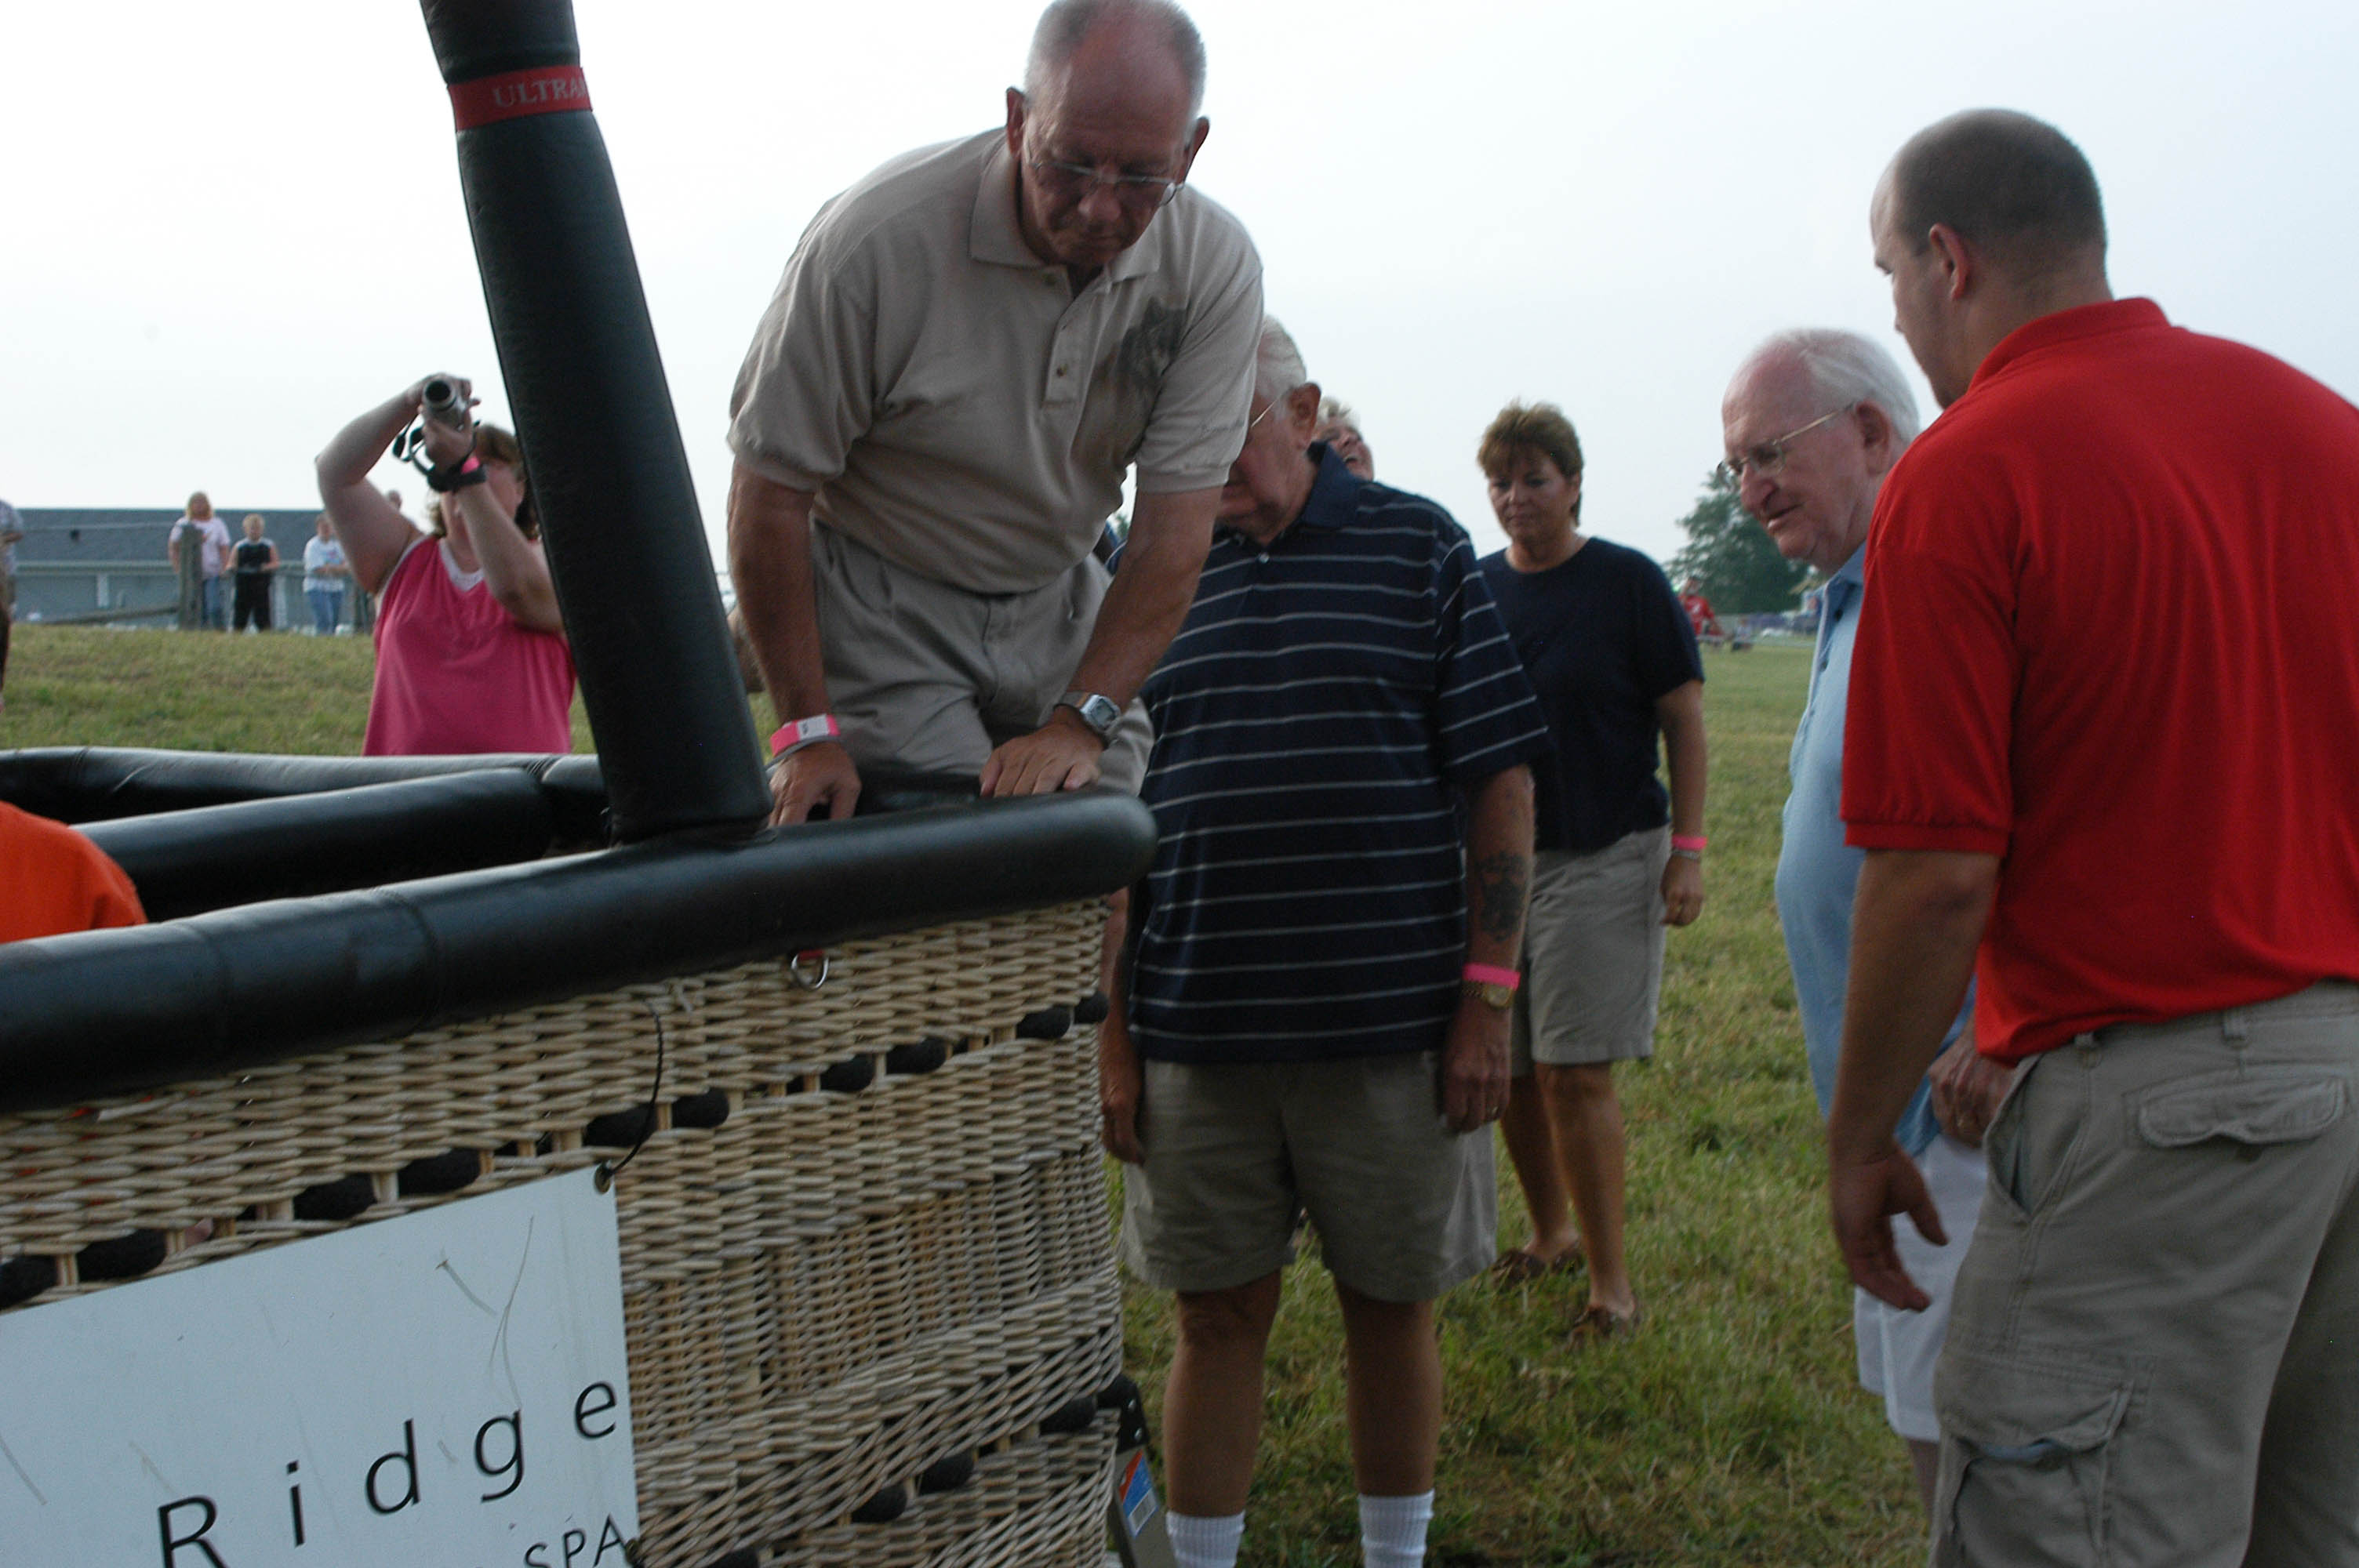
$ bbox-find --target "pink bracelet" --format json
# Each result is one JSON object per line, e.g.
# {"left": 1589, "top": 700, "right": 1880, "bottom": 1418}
{"left": 1462, "top": 963, "right": 1521, "bottom": 990}
{"left": 769, "top": 713, "right": 841, "bottom": 760}
{"left": 1670, "top": 834, "right": 1708, "bottom": 852}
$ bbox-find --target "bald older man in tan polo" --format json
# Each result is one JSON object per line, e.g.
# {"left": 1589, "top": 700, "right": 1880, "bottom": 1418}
{"left": 726, "top": 0, "right": 1262, "bottom": 824}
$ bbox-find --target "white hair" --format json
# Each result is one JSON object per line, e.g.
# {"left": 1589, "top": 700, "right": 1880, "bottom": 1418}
{"left": 1316, "top": 395, "right": 1360, "bottom": 433}
{"left": 1745, "top": 328, "right": 1922, "bottom": 446}
{"left": 1024, "top": 0, "right": 1206, "bottom": 118}
{"left": 1254, "top": 318, "right": 1308, "bottom": 407}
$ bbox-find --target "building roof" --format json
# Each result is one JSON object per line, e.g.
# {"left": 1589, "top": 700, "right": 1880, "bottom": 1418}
{"left": 13, "top": 510, "right": 327, "bottom": 567}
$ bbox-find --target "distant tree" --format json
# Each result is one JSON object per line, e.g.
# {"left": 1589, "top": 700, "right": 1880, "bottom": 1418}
{"left": 1665, "top": 467, "right": 1809, "bottom": 614}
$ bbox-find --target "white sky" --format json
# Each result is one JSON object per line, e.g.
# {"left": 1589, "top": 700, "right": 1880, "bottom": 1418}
{"left": 5, "top": 1, "right": 2354, "bottom": 566}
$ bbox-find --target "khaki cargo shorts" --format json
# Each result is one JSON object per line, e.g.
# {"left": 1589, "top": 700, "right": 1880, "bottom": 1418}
{"left": 1932, "top": 981, "right": 2359, "bottom": 1566}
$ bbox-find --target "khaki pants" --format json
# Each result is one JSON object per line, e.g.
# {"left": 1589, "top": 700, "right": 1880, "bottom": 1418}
{"left": 809, "top": 520, "right": 1150, "bottom": 790}
{"left": 1932, "top": 980, "right": 2359, "bottom": 1566}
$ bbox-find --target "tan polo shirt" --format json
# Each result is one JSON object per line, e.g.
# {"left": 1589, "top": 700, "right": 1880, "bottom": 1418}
{"left": 729, "top": 129, "right": 1263, "bottom": 595}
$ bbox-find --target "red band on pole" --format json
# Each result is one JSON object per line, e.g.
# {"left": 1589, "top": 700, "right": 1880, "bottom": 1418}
{"left": 449, "top": 66, "right": 592, "bottom": 132}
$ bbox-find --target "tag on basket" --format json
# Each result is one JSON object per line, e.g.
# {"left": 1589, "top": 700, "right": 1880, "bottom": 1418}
{"left": 0, "top": 1167, "right": 638, "bottom": 1565}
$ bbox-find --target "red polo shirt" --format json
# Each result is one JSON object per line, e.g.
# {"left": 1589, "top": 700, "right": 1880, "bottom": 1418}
{"left": 1844, "top": 299, "right": 2359, "bottom": 1063}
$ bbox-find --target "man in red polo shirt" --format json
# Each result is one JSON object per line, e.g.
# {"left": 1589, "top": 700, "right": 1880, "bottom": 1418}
{"left": 1826, "top": 109, "right": 2359, "bottom": 1565}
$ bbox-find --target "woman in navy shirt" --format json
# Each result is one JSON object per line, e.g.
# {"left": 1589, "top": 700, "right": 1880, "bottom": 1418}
{"left": 1476, "top": 401, "right": 1708, "bottom": 1338}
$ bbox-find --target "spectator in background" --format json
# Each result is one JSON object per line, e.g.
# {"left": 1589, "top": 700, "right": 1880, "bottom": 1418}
{"left": 1478, "top": 401, "right": 1707, "bottom": 1339}
{"left": 0, "top": 613, "right": 146, "bottom": 942}
{"left": 167, "top": 493, "right": 232, "bottom": 630}
{"left": 1314, "top": 396, "right": 1374, "bottom": 478}
{"left": 316, "top": 375, "right": 575, "bottom": 756}
{"left": 1677, "top": 575, "right": 1726, "bottom": 645}
{"left": 229, "top": 515, "right": 279, "bottom": 633}
{"left": 1, "top": 495, "right": 21, "bottom": 622}
{"left": 302, "top": 514, "right": 350, "bottom": 635}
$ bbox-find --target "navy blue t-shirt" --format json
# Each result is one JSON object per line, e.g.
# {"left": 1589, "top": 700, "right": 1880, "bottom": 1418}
{"left": 1129, "top": 451, "right": 1550, "bottom": 1065}
{"left": 1478, "top": 536, "right": 1702, "bottom": 855}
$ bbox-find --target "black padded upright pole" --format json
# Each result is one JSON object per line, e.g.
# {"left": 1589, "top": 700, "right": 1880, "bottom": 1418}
{"left": 419, "top": 0, "right": 769, "bottom": 842}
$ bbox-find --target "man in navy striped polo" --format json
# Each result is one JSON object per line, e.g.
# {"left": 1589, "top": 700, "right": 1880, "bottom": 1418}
{"left": 1100, "top": 320, "right": 1549, "bottom": 1568}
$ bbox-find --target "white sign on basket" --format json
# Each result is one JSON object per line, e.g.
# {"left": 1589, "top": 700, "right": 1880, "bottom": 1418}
{"left": 0, "top": 1167, "right": 638, "bottom": 1567}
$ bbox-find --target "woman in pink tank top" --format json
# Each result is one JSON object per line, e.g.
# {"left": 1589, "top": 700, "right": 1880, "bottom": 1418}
{"left": 316, "top": 376, "right": 576, "bottom": 756}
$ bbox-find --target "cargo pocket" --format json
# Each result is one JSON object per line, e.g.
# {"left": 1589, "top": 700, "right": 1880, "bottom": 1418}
{"left": 1933, "top": 1345, "right": 2138, "bottom": 1566}
{"left": 2134, "top": 1067, "right": 2346, "bottom": 1150}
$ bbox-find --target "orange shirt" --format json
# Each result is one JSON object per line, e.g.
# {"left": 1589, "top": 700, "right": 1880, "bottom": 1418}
{"left": 0, "top": 801, "right": 145, "bottom": 943}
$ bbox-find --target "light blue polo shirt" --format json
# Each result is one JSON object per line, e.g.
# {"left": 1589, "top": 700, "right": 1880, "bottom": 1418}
{"left": 1773, "top": 547, "right": 1968, "bottom": 1156}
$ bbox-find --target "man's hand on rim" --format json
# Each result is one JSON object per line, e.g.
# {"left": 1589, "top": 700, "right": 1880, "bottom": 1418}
{"left": 770, "top": 739, "right": 862, "bottom": 825}
{"left": 1830, "top": 1137, "right": 1943, "bottom": 1311}
{"left": 980, "top": 708, "right": 1104, "bottom": 797}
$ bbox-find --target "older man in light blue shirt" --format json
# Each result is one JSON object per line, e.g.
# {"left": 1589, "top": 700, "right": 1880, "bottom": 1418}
{"left": 1723, "top": 328, "right": 2007, "bottom": 1515}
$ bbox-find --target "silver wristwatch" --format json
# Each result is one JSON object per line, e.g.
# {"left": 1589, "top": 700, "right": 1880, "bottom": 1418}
{"left": 1056, "top": 690, "right": 1123, "bottom": 745}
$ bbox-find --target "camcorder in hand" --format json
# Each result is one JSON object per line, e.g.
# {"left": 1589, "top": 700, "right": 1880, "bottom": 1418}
{"left": 392, "top": 374, "right": 477, "bottom": 477}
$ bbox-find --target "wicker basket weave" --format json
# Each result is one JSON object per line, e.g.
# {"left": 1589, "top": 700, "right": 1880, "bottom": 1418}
{"left": 0, "top": 901, "right": 1121, "bottom": 1567}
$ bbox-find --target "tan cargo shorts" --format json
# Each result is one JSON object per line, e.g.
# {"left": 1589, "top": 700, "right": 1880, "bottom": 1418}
{"left": 808, "top": 520, "right": 1150, "bottom": 791}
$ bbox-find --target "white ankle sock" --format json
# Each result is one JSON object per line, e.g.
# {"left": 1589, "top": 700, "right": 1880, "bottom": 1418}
{"left": 1358, "top": 1490, "right": 1434, "bottom": 1568}
{"left": 1166, "top": 1508, "right": 1245, "bottom": 1568}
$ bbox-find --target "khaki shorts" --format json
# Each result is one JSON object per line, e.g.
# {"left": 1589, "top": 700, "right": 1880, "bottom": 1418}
{"left": 1933, "top": 980, "right": 2359, "bottom": 1567}
{"left": 1510, "top": 827, "right": 1669, "bottom": 1071}
{"left": 1118, "top": 1053, "right": 1499, "bottom": 1303}
{"left": 808, "top": 520, "right": 1150, "bottom": 791}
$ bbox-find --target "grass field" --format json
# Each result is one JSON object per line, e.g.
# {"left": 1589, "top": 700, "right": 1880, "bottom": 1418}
{"left": 2, "top": 626, "right": 1921, "bottom": 1566}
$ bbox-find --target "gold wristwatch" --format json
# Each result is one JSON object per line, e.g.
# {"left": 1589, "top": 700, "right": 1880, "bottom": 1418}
{"left": 1463, "top": 978, "right": 1516, "bottom": 1011}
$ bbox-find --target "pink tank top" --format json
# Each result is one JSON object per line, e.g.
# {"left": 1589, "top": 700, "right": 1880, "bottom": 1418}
{"left": 362, "top": 538, "right": 576, "bottom": 756}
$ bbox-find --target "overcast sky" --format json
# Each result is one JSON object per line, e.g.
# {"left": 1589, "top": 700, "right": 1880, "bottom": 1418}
{"left": 5, "top": 1, "right": 2354, "bottom": 568}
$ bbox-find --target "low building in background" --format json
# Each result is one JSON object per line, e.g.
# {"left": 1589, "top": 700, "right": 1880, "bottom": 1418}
{"left": 13, "top": 510, "right": 326, "bottom": 627}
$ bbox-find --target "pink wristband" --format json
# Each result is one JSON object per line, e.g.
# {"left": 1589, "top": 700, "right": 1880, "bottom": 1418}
{"left": 1462, "top": 964, "right": 1521, "bottom": 990}
{"left": 1670, "top": 834, "right": 1707, "bottom": 852}
{"left": 769, "top": 713, "right": 840, "bottom": 759}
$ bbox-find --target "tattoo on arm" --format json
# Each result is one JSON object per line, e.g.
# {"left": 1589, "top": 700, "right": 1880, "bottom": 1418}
{"left": 1472, "top": 851, "right": 1529, "bottom": 946}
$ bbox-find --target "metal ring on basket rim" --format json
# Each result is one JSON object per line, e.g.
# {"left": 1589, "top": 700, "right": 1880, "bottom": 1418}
{"left": 788, "top": 949, "right": 831, "bottom": 990}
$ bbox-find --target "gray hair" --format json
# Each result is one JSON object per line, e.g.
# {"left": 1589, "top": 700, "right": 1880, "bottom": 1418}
{"left": 1316, "top": 395, "right": 1360, "bottom": 434}
{"left": 1025, "top": 0, "right": 1207, "bottom": 119}
{"left": 1745, "top": 328, "right": 1922, "bottom": 446}
{"left": 1255, "top": 318, "right": 1308, "bottom": 408}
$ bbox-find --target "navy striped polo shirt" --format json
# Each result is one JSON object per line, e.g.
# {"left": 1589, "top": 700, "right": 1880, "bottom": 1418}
{"left": 1129, "top": 448, "right": 1550, "bottom": 1065}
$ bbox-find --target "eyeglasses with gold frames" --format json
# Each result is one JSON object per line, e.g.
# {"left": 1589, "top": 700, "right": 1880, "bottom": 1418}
{"left": 1716, "top": 404, "right": 1855, "bottom": 486}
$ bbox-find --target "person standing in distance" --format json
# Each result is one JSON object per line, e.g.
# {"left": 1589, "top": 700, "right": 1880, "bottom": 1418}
{"left": 727, "top": 0, "right": 1260, "bottom": 820}
{"left": 166, "top": 493, "right": 232, "bottom": 630}
{"left": 1829, "top": 111, "right": 2359, "bottom": 1564}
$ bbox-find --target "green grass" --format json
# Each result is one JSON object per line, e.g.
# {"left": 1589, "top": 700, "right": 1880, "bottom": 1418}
{"left": 2, "top": 627, "right": 1915, "bottom": 1566}
{"left": 1, "top": 623, "right": 596, "bottom": 753}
